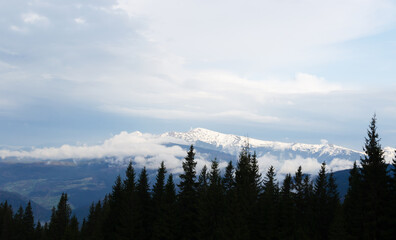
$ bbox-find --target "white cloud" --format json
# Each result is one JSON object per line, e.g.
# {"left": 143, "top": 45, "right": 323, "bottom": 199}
{"left": 328, "top": 158, "right": 354, "bottom": 171}
{"left": 22, "top": 12, "right": 48, "bottom": 24}
{"left": 0, "top": 131, "right": 187, "bottom": 169}
{"left": 74, "top": 18, "right": 86, "bottom": 24}
{"left": 278, "top": 156, "right": 322, "bottom": 175}
{"left": 116, "top": 0, "right": 396, "bottom": 69}
{"left": 1, "top": 0, "right": 396, "bottom": 148}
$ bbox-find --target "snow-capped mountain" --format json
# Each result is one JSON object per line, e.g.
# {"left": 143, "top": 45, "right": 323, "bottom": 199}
{"left": 1, "top": 127, "right": 394, "bottom": 174}
{"left": 164, "top": 127, "right": 361, "bottom": 156}
{"left": 1, "top": 127, "right": 395, "bottom": 220}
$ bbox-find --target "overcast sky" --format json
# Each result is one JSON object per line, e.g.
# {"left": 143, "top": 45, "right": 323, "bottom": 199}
{"left": 1, "top": 0, "right": 396, "bottom": 150}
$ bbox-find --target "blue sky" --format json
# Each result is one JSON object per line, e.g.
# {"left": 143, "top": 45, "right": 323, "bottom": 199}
{"left": 1, "top": 0, "right": 396, "bottom": 151}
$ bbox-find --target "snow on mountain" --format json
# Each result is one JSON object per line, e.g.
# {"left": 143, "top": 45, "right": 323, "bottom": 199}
{"left": 163, "top": 127, "right": 361, "bottom": 157}
{"left": 1, "top": 127, "right": 394, "bottom": 175}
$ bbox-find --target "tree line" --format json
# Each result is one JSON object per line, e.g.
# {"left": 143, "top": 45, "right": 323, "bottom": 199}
{"left": 1, "top": 115, "right": 396, "bottom": 239}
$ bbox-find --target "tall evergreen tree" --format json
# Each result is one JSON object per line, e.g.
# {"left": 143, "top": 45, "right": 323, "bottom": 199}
{"left": 198, "top": 159, "right": 225, "bottom": 240}
{"left": 234, "top": 143, "right": 256, "bottom": 239}
{"left": 302, "top": 174, "right": 314, "bottom": 239}
{"left": 123, "top": 161, "right": 137, "bottom": 240}
{"left": 178, "top": 145, "right": 198, "bottom": 240}
{"left": 343, "top": 161, "right": 363, "bottom": 239}
{"left": 48, "top": 193, "right": 72, "bottom": 240}
{"left": 162, "top": 174, "right": 177, "bottom": 240}
{"left": 259, "top": 166, "right": 279, "bottom": 240}
{"left": 23, "top": 201, "right": 35, "bottom": 240}
{"left": 313, "top": 162, "right": 329, "bottom": 240}
{"left": 360, "top": 115, "right": 390, "bottom": 239}
{"left": 279, "top": 174, "right": 295, "bottom": 239}
{"left": 152, "top": 161, "right": 168, "bottom": 240}
{"left": 136, "top": 167, "right": 151, "bottom": 240}
{"left": 292, "top": 166, "right": 306, "bottom": 238}
{"left": 221, "top": 161, "right": 237, "bottom": 240}
{"left": 104, "top": 175, "right": 127, "bottom": 240}
{"left": 222, "top": 161, "right": 235, "bottom": 193}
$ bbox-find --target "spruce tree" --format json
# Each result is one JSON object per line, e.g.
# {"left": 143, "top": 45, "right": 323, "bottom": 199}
{"left": 221, "top": 161, "right": 237, "bottom": 240}
{"left": 14, "top": 206, "right": 25, "bottom": 240}
{"left": 23, "top": 201, "right": 35, "bottom": 239}
{"left": 360, "top": 115, "right": 390, "bottom": 239}
{"left": 313, "top": 162, "right": 329, "bottom": 240}
{"left": 199, "top": 159, "right": 225, "bottom": 240}
{"left": 234, "top": 143, "right": 255, "bottom": 239}
{"left": 302, "top": 174, "right": 314, "bottom": 239}
{"left": 104, "top": 175, "right": 127, "bottom": 240}
{"left": 152, "top": 161, "right": 168, "bottom": 240}
{"left": 279, "top": 174, "right": 295, "bottom": 239}
{"left": 222, "top": 161, "right": 235, "bottom": 193}
{"left": 343, "top": 161, "right": 363, "bottom": 240}
{"left": 178, "top": 145, "right": 198, "bottom": 240}
{"left": 162, "top": 174, "right": 177, "bottom": 240}
{"left": 259, "top": 166, "right": 279, "bottom": 240}
{"left": 48, "top": 193, "right": 72, "bottom": 240}
{"left": 136, "top": 167, "right": 151, "bottom": 240}
{"left": 0, "top": 202, "right": 13, "bottom": 239}
{"left": 123, "top": 162, "right": 137, "bottom": 240}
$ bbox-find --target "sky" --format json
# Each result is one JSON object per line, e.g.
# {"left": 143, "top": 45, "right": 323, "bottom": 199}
{"left": 1, "top": 0, "right": 396, "bottom": 151}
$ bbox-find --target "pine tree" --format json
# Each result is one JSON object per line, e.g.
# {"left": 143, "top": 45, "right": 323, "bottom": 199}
{"left": 279, "top": 174, "right": 295, "bottom": 239}
{"left": 250, "top": 151, "right": 262, "bottom": 196}
{"left": 359, "top": 115, "right": 390, "bottom": 239}
{"left": 0, "top": 202, "right": 13, "bottom": 240}
{"left": 123, "top": 161, "right": 137, "bottom": 240}
{"left": 178, "top": 145, "right": 198, "bottom": 240}
{"left": 64, "top": 215, "right": 79, "bottom": 240}
{"left": 104, "top": 175, "right": 127, "bottom": 240}
{"left": 48, "top": 193, "right": 72, "bottom": 240}
{"left": 259, "top": 166, "right": 279, "bottom": 240}
{"left": 313, "top": 162, "right": 329, "bottom": 240}
{"left": 162, "top": 174, "right": 177, "bottom": 240}
{"left": 302, "top": 174, "right": 314, "bottom": 239}
{"left": 136, "top": 167, "right": 151, "bottom": 240}
{"left": 198, "top": 159, "right": 225, "bottom": 240}
{"left": 221, "top": 161, "right": 237, "bottom": 240}
{"left": 292, "top": 166, "right": 306, "bottom": 237}
{"left": 234, "top": 143, "right": 255, "bottom": 239}
{"left": 152, "top": 161, "right": 168, "bottom": 240}
{"left": 343, "top": 161, "right": 363, "bottom": 239}
{"left": 14, "top": 205, "right": 25, "bottom": 239}
{"left": 222, "top": 161, "right": 235, "bottom": 193}
{"left": 23, "top": 201, "right": 35, "bottom": 239}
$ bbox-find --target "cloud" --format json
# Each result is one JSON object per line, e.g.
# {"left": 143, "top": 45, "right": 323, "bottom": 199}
{"left": 0, "top": 0, "right": 396, "bottom": 149}
{"left": 116, "top": 0, "right": 396, "bottom": 69}
{"left": 0, "top": 131, "right": 187, "bottom": 169}
{"left": 22, "top": 12, "right": 48, "bottom": 24}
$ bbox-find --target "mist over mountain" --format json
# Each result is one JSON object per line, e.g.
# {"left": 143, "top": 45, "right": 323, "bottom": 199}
{"left": 0, "top": 128, "right": 394, "bottom": 221}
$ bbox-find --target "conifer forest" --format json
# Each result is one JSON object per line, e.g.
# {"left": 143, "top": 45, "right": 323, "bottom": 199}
{"left": 1, "top": 116, "right": 396, "bottom": 240}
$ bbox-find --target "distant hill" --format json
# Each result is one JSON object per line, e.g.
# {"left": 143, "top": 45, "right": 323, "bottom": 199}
{"left": 1, "top": 128, "right": 394, "bottom": 221}
{"left": 0, "top": 190, "right": 51, "bottom": 221}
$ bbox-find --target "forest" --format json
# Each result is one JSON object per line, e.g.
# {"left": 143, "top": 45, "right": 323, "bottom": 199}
{"left": 1, "top": 116, "right": 396, "bottom": 240}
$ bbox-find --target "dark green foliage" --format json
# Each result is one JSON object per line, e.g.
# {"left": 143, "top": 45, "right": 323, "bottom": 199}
{"left": 343, "top": 161, "right": 363, "bottom": 239}
{"left": 151, "top": 161, "right": 168, "bottom": 240}
{"left": 23, "top": 201, "right": 35, "bottom": 239}
{"left": 259, "top": 166, "right": 279, "bottom": 239}
{"left": 48, "top": 193, "right": 72, "bottom": 240}
{"left": 177, "top": 145, "right": 198, "bottom": 240}
{"left": 161, "top": 174, "right": 178, "bottom": 240}
{"left": 198, "top": 159, "right": 225, "bottom": 240}
{"left": 359, "top": 115, "right": 391, "bottom": 239}
{"left": 279, "top": 174, "right": 295, "bottom": 239}
{"left": 136, "top": 167, "right": 152, "bottom": 240}
{"left": 234, "top": 143, "right": 259, "bottom": 239}
{"left": 2, "top": 115, "right": 396, "bottom": 240}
